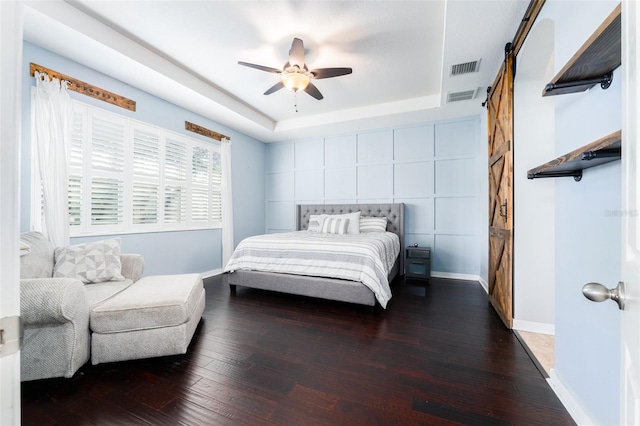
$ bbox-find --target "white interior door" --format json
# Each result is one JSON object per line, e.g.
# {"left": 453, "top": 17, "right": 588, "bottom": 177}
{"left": 621, "top": 1, "right": 640, "bottom": 424}
{"left": 0, "top": 1, "right": 23, "bottom": 425}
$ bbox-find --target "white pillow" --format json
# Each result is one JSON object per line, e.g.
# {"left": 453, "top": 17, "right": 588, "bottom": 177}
{"left": 326, "top": 211, "right": 360, "bottom": 234}
{"left": 360, "top": 216, "right": 387, "bottom": 233}
{"left": 321, "top": 217, "right": 350, "bottom": 235}
{"left": 307, "top": 214, "right": 327, "bottom": 232}
{"left": 53, "top": 238, "right": 124, "bottom": 284}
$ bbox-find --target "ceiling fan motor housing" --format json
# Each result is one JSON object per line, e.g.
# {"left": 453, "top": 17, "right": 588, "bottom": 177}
{"left": 238, "top": 37, "right": 352, "bottom": 100}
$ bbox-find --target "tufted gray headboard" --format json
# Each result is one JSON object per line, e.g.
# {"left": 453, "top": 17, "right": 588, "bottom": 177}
{"left": 296, "top": 203, "right": 405, "bottom": 273}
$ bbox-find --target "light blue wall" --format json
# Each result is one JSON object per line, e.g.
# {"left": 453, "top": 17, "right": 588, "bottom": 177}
{"left": 21, "top": 42, "right": 266, "bottom": 276}
{"left": 554, "top": 87, "right": 621, "bottom": 424}
{"left": 265, "top": 117, "right": 482, "bottom": 276}
{"left": 513, "top": 18, "right": 557, "bottom": 328}
{"left": 535, "top": 1, "right": 621, "bottom": 424}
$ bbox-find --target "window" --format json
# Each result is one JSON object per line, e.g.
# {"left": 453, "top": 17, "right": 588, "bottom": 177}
{"left": 32, "top": 100, "right": 223, "bottom": 236}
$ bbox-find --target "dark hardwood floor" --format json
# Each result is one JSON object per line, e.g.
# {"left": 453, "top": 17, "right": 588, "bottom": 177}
{"left": 22, "top": 276, "right": 575, "bottom": 425}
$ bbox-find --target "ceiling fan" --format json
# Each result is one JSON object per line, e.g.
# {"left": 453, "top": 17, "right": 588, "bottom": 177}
{"left": 238, "top": 37, "right": 352, "bottom": 101}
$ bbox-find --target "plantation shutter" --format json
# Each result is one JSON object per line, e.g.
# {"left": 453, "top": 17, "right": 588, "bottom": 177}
{"left": 68, "top": 105, "right": 84, "bottom": 228}
{"left": 164, "top": 136, "right": 188, "bottom": 224}
{"left": 211, "top": 150, "right": 222, "bottom": 223}
{"left": 90, "top": 112, "right": 125, "bottom": 227}
{"left": 34, "top": 99, "right": 225, "bottom": 236}
{"left": 191, "top": 145, "right": 210, "bottom": 224}
{"left": 132, "top": 125, "right": 160, "bottom": 225}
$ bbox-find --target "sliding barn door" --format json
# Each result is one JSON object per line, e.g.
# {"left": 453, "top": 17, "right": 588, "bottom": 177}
{"left": 487, "top": 47, "right": 514, "bottom": 329}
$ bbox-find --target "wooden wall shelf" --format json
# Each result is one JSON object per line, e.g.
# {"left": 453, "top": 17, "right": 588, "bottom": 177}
{"left": 527, "top": 130, "right": 621, "bottom": 181}
{"left": 543, "top": 3, "right": 621, "bottom": 96}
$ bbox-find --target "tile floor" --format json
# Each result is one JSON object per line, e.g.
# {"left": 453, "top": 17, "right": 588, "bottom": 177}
{"left": 519, "top": 331, "right": 555, "bottom": 376}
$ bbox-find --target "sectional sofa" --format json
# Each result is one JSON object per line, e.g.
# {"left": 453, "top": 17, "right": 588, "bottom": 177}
{"left": 19, "top": 232, "right": 205, "bottom": 381}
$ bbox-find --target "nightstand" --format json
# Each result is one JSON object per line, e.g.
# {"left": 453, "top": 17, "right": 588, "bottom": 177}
{"left": 405, "top": 246, "right": 431, "bottom": 281}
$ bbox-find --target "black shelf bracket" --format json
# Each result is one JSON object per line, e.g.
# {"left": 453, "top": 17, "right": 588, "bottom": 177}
{"left": 545, "top": 71, "right": 614, "bottom": 94}
{"left": 528, "top": 170, "right": 583, "bottom": 182}
{"left": 581, "top": 148, "right": 621, "bottom": 160}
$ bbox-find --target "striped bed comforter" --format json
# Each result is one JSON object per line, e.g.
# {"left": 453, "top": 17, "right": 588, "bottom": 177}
{"left": 223, "top": 231, "right": 400, "bottom": 308}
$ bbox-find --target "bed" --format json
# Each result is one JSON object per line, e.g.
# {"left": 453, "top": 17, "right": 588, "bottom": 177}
{"left": 224, "top": 203, "right": 404, "bottom": 307}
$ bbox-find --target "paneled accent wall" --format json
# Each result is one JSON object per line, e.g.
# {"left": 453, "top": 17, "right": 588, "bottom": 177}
{"left": 266, "top": 117, "right": 481, "bottom": 275}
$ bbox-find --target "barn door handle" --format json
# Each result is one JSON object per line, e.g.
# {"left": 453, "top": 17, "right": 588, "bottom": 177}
{"left": 500, "top": 200, "right": 508, "bottom": 222}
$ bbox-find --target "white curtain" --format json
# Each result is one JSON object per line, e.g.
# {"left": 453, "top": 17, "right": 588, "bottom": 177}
{"left": 221, "top": 139, "right": 234, "bottom": 268}
{"left": 33, "top": 71, "right": 72, "bottom": 248}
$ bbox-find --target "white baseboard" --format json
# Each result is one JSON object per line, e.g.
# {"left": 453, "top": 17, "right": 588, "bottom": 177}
{"left": 430, "top": 271, "right": 480, "bottom": 282}
{"left": 547, "top": 369, "right": 596, "bottom": 426}
{"left": 201, "top": 268, "right": 223, "bottom": 279}
{"left": 478, "top": 277, "right": 489, "bottom": 293}
{"left": 513, "top": 319, "right": 555, "bottom": 335}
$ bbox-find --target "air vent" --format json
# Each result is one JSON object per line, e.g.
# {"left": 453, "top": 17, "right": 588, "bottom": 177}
{"left": 446, "top": 88, "right": 479, "bottom": 103}
{"left": 450, "top": 60, "right": 481, "bottom": 76}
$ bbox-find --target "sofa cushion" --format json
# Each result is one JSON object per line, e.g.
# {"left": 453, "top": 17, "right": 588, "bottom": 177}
{"left": 54, "top": 238, "right": 124, "bottom": 284}
{"left": 85, "top": 279, "right": 134, "bottom": 309}
{"left": 20, "top": 232, "right": 55, "bottom": 279}
{"left": 90, "top": 274, "right": 203, "bottom": 334}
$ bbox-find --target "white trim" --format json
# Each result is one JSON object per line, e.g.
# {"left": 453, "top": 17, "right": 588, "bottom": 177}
{"left": 430, "top": 271, "right": 480, "bottom": 282}
{"left": 478, "top": 276, "right": 489, "bottom": 293}
{"left": 513, "top": 319, "right": 555, "bottom": 335}
{"left": 70, "top": 225, "right": 221, "bottom": 239}
{"left": 547, "top": 369, "right": 597, "bottom": 426}
{"left": 201, "top": 268, "right": 223, "bottom": 279}
{"left": 0, "top": 1, "right": 23, "bottom": 423}
{"left": 475, "top": 280, "right": 555, "bottom": 334}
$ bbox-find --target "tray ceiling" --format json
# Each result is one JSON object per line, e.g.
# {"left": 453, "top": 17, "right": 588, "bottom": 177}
{"left": 23, "top": 1, "right": 529, "bottom": 142}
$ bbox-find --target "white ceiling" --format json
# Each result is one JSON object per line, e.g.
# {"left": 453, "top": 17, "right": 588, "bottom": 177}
{"left": 22, "top": 0, "right": 529, "bottom": 142}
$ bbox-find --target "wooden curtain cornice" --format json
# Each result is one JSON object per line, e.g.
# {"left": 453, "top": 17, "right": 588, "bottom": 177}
{"left": 30, "top": 63, "right": 136, "bottom": 111}
{"left": 185, "top": 121, "right": 230, "bottom": 141}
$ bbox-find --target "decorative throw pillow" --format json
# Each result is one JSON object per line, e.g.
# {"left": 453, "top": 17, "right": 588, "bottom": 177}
{"left": 53, "top": 238, "right": 124, "bottom": 284}
{"left": 360, "top": 216, "right": 387, "bottom": 233}
{"left": 321, "top": 217, "right": 350, "bottom": 235}
{"left": 327, "top": 211, "right": 361, "bottom": 234}
{"left": 307, "top": 214, "right": 328, "bottom": 232}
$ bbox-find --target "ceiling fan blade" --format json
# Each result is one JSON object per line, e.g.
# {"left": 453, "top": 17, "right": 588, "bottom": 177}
{"left": 304, "top": 82, "right": 323, "bottom": 100}
{"left": 238, "top": 61, "right": 281, "bottom": 74}
{"left": 310, "top": 67, "right": 353, "bottom": 79}
{"left": 289, "top": 38, "right": 305, "bottom": 68}
{"left": 264, "top": 81, "right": 285, "bottom": 95}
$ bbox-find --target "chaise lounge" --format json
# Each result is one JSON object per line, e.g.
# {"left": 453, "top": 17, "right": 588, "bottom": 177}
{"left": 19, "top": 231, "right": 205, "bottom": 381}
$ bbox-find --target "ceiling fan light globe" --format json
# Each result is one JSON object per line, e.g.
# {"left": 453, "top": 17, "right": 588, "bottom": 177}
{"left": 282, "top": 72, "right": 310, "bottom": 92}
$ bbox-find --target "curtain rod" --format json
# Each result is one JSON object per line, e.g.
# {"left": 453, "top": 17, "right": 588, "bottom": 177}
{"left": 30, "top": 62, "right": 136, "bottom": 111}
{"left": 185, "top": 121, "right": 230, "bottom": 141}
